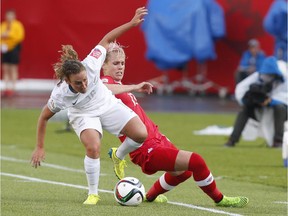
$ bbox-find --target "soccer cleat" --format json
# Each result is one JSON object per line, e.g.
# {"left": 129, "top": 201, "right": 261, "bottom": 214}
{"left": 145, "top": 194, "right": 168, "bottom": 203}
{"left": 83, "top": 194, "right": 100, "bottom": 205}
{"left": 216, "top": 196, "right": 249, "bottom": 208}
{"left": 108, "top": 148, "right": 127, "bottom": 180}
{"left": 152, "top": 194, "right": 168, "bottom": 203}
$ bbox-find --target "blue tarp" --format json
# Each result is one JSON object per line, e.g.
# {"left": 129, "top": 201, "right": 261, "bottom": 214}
{"left": 263, "top": 0, "right": 288, "bottom": 61}
{"left": 142, "top": 0, "right": 226, "bottom": 70}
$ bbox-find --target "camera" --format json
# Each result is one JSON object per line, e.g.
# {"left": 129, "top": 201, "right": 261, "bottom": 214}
{"left": 242, "top": 82, "right": 272, "bottom": 106}
{"left": 249, "top": 82, "right": 272, "bottom": 95}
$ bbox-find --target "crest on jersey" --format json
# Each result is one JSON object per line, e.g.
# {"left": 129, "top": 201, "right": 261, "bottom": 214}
{"left": 90, "top": 48, "right": 102, "bottom": 59}
{"left": 101, "top": 78, "right": 108, "bottom": 83}
{"left": 49, "top": 99, "right": 55, "bottom": 109}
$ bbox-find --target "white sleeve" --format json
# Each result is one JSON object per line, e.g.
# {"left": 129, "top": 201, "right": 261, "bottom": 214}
{"left": 47, "top": 87, "right": 64, "bottom": 113}
{"left": 82, "top": 45, "right": 107, "bottom": 76}
{"left": 47, "top": 97, "right": 62, "bottom": 113}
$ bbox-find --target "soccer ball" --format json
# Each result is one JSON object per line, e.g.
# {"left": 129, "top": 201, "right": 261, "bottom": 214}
{"left": 114, "top": 177, "right": 145, "bottom": 206}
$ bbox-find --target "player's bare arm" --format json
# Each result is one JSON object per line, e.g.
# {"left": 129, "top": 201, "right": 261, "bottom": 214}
{"left": 99, "top": 7, "right": 148, "bottom": 50}
{"left": 104, "top": 82, "right": 153, "bottom": 95}
{"left": 31, "top": 105, "right": 55, "bottom": 168}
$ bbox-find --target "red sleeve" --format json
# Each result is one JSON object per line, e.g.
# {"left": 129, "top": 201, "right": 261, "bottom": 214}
{"left": 101, "top": 75, "right": 159, "bottom": 140}
{"left": 101, "top": 76, "right": 137, "bottom": 109}
{"left": 101, "top": 76, "right": 115, "bottom": 84}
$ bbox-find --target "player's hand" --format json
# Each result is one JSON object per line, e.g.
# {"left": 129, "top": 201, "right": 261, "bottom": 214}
{"left": 135, "top": 82, "right": 153, "bottom": 94}
{"left": 30, "top": 147, "right": 45, "bottom": 168}
{"left": 130, "top": 7, "right": 148, "bottom": 27}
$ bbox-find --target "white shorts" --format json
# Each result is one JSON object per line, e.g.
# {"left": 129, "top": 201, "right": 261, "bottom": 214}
{"left": 68, "top": 101, "right": 137, "bottom": 138}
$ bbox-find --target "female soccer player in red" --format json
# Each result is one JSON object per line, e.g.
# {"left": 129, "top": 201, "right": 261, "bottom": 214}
{"left": 101, "top": 42, "right": 249, "bottom": 208}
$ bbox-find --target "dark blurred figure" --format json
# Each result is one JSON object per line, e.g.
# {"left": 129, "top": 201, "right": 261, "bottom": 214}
{"left": 1, "top": 9, "right": 25, "bottom": 97}
{"left": 225, "top": 57, "right": 287, "bottom": 148}
{"left": 263, "top": 0, "right": 287, "bottom": 62}
{"left": 235, "top": 39, "right": 266, "bottom": 84}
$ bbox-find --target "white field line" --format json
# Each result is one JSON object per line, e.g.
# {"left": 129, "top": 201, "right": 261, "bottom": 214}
{"left": 167, "top": 201, "right": 243, "bottom": 216}
{"left": 0, "top": 156, "right": 107, "bottom": 176}
{"left": 273, "top": 201, "right": 288, "bottom": 204}
{"left": 1, "top": 156, "right": 225, "bottom": 180}
{"left": 1, "top": 172, "right": 243, "bottom": 216}
{"left": 1, "top": 172, "right": 112, "bottom": 194}
{"left": 3, "top": 156, "right": 287, "bottom": 212}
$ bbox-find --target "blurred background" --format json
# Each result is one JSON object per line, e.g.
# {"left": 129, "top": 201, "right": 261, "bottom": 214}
{"left": 0, "top": 0, "right": 276, "bottom": 95}
{"left": 1, "top": 2, "right": 287, "bottom": 214}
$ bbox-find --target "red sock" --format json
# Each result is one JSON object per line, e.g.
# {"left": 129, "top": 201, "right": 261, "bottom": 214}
{"left": 146, "top": 171, "right": 192, "bottom": 201}
{"left": 188, "top": 153, "right": 223, "bottom": 203}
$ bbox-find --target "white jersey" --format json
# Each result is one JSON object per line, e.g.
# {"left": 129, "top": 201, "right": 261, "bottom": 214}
{"left": 47, "top": 45, "right": 120, "bottom": 116}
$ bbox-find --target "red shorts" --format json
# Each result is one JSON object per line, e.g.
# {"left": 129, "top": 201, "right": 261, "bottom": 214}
{"left": 129, "top": 134, "right": 179, "bottom": 175}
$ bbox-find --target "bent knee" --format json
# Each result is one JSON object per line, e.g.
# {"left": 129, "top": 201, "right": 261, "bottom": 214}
{"left": 134, "top": 126, "right": 148, "bottom": 143}
{"left": 85, "top": 145, "right": 100, "bottom": 158}
{"left": 127, "top": 127, "right": 147, "bottom": 143}
{"left": 175, "top": 150, "right": 193, "bottom": 170}
{"left": 122, "top": 117, "right": 148, "bottom": 142}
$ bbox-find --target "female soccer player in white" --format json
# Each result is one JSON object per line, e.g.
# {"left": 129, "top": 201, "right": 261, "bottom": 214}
{"left": 30, "top": 7, "right": 149, "bottom": 205}
{"left": 101, "top": 42, "right": 249, "bottom": 208}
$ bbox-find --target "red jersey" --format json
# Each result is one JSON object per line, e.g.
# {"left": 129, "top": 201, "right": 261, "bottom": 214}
{"left": 101, "top": 76, "right": 160, "bottom": 140}
{"left": 101, "top": 76, "right": 179, "bottom": 175}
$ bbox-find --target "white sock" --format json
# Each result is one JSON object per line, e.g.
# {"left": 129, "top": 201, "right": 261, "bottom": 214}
{"left": 116, "top": 137, "right": 143, "bottom": 159}
{"left": 84, "top": 155, "right": 100, "bottom": 195}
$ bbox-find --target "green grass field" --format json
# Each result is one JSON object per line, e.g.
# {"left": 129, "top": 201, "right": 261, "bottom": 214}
{"left": 1, "top": 108, "right": 287, "bottom": 216}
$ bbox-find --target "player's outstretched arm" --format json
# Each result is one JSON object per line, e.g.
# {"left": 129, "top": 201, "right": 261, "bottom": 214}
{"left": 105, "top": 82, "right": 153, "bottom": 95}
{"left": 98, "top": 7, "right": 148, "bottom": 50}
{"left": 31, "top": 105, "right": 55, "bottom": 168}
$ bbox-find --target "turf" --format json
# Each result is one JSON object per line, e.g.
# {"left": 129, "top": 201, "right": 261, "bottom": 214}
{"left": 1, "top": 108, "right": 287, "bottom": 216}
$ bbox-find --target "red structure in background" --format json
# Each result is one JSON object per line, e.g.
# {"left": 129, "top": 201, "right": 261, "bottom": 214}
{"left": 1, "top": 0, "right": 274, "bottom": 93}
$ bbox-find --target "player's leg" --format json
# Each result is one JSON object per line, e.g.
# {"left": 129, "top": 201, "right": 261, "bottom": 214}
{"left": 145, "top": 148, "right": 248, "bottom": 207}
{"left": 80, "top": 129, "right": 102, "bottom": 205}
{"left": 175, "top": 150, "right": 223, "bottom": 202}
{"left": 146, "top": 171, "right": 192, "bottom": 202}
{"left": 69, "top": 116, "right": 103, "bottom": 205}
{"left": 175, "top": 150, "right": 249, "bottom": 207}
{"left": 130, "top": 138, "right": 224, "bottom": 204}
{"left": 117, "top": 115, "right": 147, "bottom": 159}
{"left": 140, "top": 141, "right": 192, "bottom": 202}
{"left": 103, "top": 103, "right": 147, "bottom": 179}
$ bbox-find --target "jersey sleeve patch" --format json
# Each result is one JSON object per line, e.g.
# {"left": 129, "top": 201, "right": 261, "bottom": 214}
{"left": 47, "top": 98, "right": 61, "bottom": 113}
{"left": 89, "top": 48, "right": 102, "bottom": 59}
{"left": 101, "top": 78, "right": 109, "bottom": 83}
